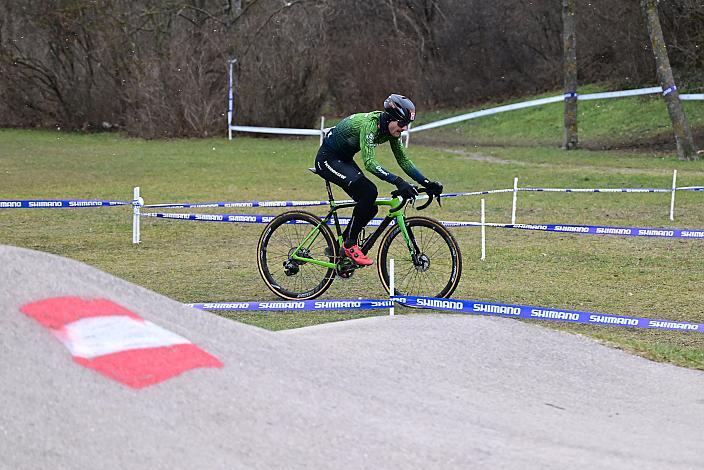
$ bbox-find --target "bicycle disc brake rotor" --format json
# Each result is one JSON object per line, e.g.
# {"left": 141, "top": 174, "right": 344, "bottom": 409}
{"left": 413, "top": 253, "right": 431, "bottom": 272}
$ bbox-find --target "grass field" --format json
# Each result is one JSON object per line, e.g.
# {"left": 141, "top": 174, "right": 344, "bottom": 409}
{"left": 414, "top": 84, "right": 704, "bottom": 148}
{"left": 2, "top": 91, "right": 704, "bottom": 369}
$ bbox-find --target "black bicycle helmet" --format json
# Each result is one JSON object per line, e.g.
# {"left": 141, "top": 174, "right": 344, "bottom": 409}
{"left": 383, "top": 94, "right": 416, "bottom": 126}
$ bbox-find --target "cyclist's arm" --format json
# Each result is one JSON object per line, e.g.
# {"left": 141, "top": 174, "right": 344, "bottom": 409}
{"left": 389, "top": 137, "right": 426, "bottom": 184}
{"left": 360, "top": 120, "right": 399, "bottom": 184}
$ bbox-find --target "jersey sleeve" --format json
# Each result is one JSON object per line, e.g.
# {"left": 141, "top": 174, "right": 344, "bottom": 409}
{"left": 360, "top": 119, "right": 399, "bottom": 184}
{"left": 389, "top": 137, "right": 426, "bottom": 184}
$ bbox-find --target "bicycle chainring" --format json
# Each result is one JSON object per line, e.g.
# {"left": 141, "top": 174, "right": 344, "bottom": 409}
{"left": 336, "top": 258, "right": 357, "bottom": 279}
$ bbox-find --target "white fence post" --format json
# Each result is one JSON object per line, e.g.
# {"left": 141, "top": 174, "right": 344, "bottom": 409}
{"left": 320, "top": 116, "right": 325, "bottom": 146}
{"left": 511, "top": 177, "right": 518, "bottom": 224}
{"left": 389, "top": 258, "right": 395, "bottom": 316}
{"left": 132, "top": 187, "right": 143, "bottom": 245}
{"left": 670, "top": 169, "right": 677, "bottom": 221}
{"left": 481, "top": 198, "right": 486, "bottom": 261}
{"left": 227, "top": 58, "right": 237, "bottom": 140}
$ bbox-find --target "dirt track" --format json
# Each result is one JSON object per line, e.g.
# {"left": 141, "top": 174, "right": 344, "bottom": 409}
{"left": 2, "top": 244, "right": 703, "bottom": 469}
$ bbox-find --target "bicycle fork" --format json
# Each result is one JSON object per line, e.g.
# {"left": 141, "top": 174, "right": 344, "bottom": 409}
{"left": 360, "top": 213, "right": 420, "bottom": 264}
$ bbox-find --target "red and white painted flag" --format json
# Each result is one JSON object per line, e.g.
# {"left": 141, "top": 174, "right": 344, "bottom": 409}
{"left": 21, "top": 297, "right": 223, "bottom": 389}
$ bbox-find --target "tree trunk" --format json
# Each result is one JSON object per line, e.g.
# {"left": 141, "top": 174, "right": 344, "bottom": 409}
{"left": 562, "top": 0, "right": 578, "bottom": 150}
{"left": 641, "top": 0, "right": 698, "bottom": 160}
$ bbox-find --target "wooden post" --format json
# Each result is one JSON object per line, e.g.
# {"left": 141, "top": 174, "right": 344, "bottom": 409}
{"left": 641, "top": 0, "right": 698, "bottom": 160}
{"left": 562, "top": 0, "right": 578, "bottom": 150}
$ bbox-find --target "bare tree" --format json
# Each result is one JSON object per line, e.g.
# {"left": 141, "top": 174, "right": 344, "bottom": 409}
{"left": 562, "top": 0, "right": 578, "bottom": 150}
{"left": 382, "top": 0, "right": 444, "bottom": 102}
{"left": 641, "top": 0, "right": 697, "bottom": 160}
{"left": 1, "top": 0, "right": 701, "bottom": 139}
{"left": 233, "top": 0, "right": 331, "bottom": 128}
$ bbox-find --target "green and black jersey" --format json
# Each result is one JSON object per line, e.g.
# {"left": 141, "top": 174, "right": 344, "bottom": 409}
{"left": 322, "top": 111, "right": 425, "bottom": 184}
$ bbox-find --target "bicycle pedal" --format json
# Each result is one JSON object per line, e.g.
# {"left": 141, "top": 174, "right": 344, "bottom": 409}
{"left": 337, "top": 270, "right": 355, "bottom": 280}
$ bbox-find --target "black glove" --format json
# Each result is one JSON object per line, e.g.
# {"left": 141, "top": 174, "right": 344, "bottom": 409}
{"left": 423, "top": 179, "right": 444, "bottom": 197}
{"left": 393, "top": 177, "right": 419, "bottom": 200}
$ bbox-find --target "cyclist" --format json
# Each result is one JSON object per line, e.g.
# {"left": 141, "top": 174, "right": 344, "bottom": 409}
{"left": 315, "top": 93, "right": 443, "bottom": 266}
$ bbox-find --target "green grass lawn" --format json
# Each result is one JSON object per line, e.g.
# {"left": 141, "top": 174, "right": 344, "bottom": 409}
{"left": 2, "top": 90, "right": 704, "bottom": 369}
{"left": 414, "top": 84, "right": 704, "bottom": 148}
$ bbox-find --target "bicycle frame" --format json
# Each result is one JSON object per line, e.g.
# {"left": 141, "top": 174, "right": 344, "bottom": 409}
{"left": 289, "top": 188, "right": 418, "bottom": 270}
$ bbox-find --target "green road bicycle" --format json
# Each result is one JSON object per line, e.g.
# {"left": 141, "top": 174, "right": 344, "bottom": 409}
{"left": 257, "top": 169, "right": 463, "bottom": 300}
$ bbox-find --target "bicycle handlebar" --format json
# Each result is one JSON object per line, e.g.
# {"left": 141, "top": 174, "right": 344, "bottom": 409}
{"left": 389, "top": 186, "right": 442, "bottom": 212}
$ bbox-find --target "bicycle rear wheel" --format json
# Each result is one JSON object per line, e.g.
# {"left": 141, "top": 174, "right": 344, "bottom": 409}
{"left": 257, "top": 211, "right": 337, "bottom": 300}
{"left": 377, "top": 216, "right": 462, "bottom": 298}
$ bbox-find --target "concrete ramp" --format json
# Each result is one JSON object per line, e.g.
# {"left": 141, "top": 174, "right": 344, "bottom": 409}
{"left": 1, "top": 245, "right": 703, "bottom": 469}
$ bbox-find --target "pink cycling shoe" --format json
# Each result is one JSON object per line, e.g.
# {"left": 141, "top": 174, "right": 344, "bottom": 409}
{"left": 343, "top": 244, "right": 373, "bottom": 266}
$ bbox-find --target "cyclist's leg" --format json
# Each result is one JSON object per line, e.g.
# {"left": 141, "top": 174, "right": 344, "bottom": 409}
{"left": 314, "top": 148, "right": 362, "bottom": 191}
{"left": 344, "top": 176, "right": 378, "bottom": 246}
{"left": 315, "top": 153, "right": 377, "bottom": 265}
{"left": 315, "top": 154, "right": 378, "bottom": 243}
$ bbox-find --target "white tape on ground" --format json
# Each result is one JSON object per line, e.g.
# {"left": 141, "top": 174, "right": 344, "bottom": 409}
{"left": 229, "top": 88, "right": 703, "bottom": 137}
{"left": 230, "top": 125, "right": 323, "bottom": 136}
{"left": 410, "top": 96, "right": 564, "bottom": 133}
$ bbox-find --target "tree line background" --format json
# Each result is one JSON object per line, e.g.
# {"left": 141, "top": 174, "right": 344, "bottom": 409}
{"left": 0, "top": 0, "right": 702, "bottom": 138}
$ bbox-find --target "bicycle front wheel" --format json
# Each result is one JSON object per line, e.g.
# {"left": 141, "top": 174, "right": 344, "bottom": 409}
{"left": 257, "top": 211, "right": 337, "bottom": 300}
{"left": 377, "top": 216, "right": 462, "bottom": 298}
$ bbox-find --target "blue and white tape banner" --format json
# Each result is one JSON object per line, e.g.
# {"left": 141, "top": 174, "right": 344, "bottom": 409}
{"left": 142, "top": 211, "right": 704, "bottom": 240}
{"left": 5, "top": 184, "right": 702, "bottom": 211}
{"left": 519, "top": 187, "right": 670, "bottom": 193}
{"left": 141, "top": 211, "right": 388, "bottom": 226}
{"left": 498, "top": 223, "right": 704, "bottom": 239}
{"left": 410, "top": 87, "right": 704, "bottom": 133}
{"left": 142, "top": 192, "right": 488, "bottom": 209}
{"left": 229, "top": 125, "right": 324, "bottom": 136}
{"left": 521, "top": 186, "right": 703, "bottom": 193}
{"left": 663, "top": 85, "right": 677, "bottom": 96}
{"left": 228, "top": 86, "right": 703, "bottom": 138}
{"left": 0, "top": 199, "right": 130, "bottom": 209}
{"left": 142, "top": 212, "right": 276, "bottom": 224}
{"left": 439, "top": 221, "right": 704, "bottom": 239}
{"left": 143, "top": 184, "right": 704, "bottom": 210}
{"left": 680, "top": 94, "right": 704, "bottom": 101}
{"left": 188, "top": 298, "right": 393, "bottom": 311}
{"left": 188, "top": 294, "right": 703, "bottom": 333}
{"left": 395, "top": 295, "right": 704, "bottom": 333}
{"left": 143, "top": 200, "right": 332, "bottom": 209}
{"left": 443, "top": 189, "right": 514, "bottom": 197}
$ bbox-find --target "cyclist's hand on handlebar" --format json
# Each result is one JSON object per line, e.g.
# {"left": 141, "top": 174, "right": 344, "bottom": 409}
{"left": 422, "top": 179, "right": 443, "bottom": 197}
{"left": 393, "top": 177, "right": 419, "bottom": 200}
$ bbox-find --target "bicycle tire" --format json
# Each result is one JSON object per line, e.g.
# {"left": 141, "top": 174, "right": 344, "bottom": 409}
{"left": 257, "top": 210, "right": 337, "bottom": 300}
{"left": 377, "top": 216, "right": 462, "bottom": 298}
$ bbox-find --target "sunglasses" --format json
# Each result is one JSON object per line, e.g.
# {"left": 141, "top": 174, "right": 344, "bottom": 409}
{"left": 396, "top": 120, "right": 410, "bottom": 128}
